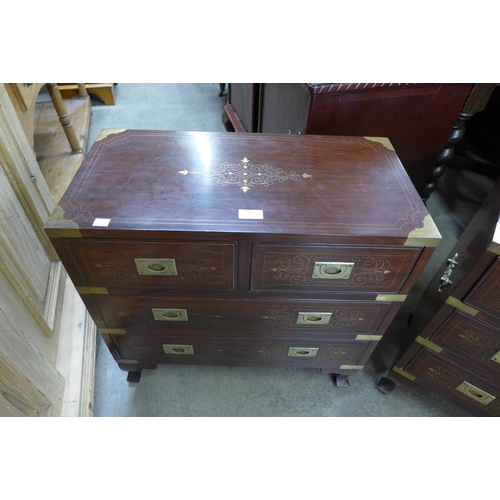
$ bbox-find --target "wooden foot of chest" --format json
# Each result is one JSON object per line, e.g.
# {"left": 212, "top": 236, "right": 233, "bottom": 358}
{"left": 118, "top": 363, "right": 157, "bottom": 383}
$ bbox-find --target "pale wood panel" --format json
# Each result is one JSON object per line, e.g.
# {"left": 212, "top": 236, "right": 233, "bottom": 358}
{"left": 0, "top": 166, "right": 51, "bottom": 306}
{"left": 56, "top": 276, "right": 97, "bottom": 417}
{"left": 0, "top": 83, "right": 97, "bottom": 417}
{"left": 0, "top": 272, "right": 65, "bottom": 416}
{"left": 5, "top": 83, "right": 45, "bottom": 147}
{"left": 0, "top": 85, "right": 57, "bottom": 260}
{"left": 0, "top": 353, "right": 53, "bottom": 417}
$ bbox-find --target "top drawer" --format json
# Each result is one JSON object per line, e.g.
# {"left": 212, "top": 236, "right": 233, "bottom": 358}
{"left": 252, "top": 244, "right": 421, "bottom": 293}
{"left": 63, "top": 239, "right": 236, "bottom": 292}
{"left": 464, "top": 257, "right": 500, "bottom": 320}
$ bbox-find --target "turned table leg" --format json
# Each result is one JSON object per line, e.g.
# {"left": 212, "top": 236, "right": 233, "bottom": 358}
{"left": 45, "top": 83, "right": 83, "bottom": 154}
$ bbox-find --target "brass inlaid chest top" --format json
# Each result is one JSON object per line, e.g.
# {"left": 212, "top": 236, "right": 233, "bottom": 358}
{"left": 46, "top": 130, "right": 440, "bottom": 244}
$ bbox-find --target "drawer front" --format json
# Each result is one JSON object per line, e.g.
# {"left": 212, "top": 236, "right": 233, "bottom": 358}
{"left": 65, "top": 239, "right": 236, "bottom": 291}
{"left": 252, "top": 244, "right": 420, "bottom": 292}
{"left": 92, "top": 296, "right": 392, "bottom": 334}
{"left": 430, "top": 310, "right": 500, "bottom": 379}
{"left": 112, "top": 333, "right": 372, "bottom": 369}
{"left": 464, "top": 257, "right": 500, "bottom": 320}
{"left": 405, "top": 349, "right": 500, "bottom": 416}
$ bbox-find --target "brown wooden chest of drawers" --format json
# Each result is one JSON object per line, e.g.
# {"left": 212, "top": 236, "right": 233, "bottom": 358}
{"left": 385, "top": 178, "right": 500, "bottom": 415}
{"left": 45, "top": 130, "right": 440, "bottom": 384}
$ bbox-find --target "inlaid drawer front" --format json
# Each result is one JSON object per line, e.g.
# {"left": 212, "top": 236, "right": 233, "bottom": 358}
{"left": 93, "top": 296, "right": 391, "bottom": 334}
{"left": 464, "top": 257, "right": 500, "bottom": 320}
{"left": 405, "top": 350, "right": 500, "bottom": 416}
{"left": 113, "top": 334, "right": 371, "bottom": 369}
{"left": 65, "top": 240, "right": 236, "bottom": 291}
{"left": 252, "top": 244, "right": 420, "bottom": 292}
{"left": 430, "top": 310, "right": 500, "bottom": 378}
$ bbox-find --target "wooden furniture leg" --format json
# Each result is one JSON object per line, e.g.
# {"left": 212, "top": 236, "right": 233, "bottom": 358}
{"left": 332, "top": 374, "right": 350, "bottom": 388}
{"left": 45, "top": 83, "right": 83, "bottom": 154}
{"left": 376, "top": 377, "right": 396, "bottom": 394}
{"left": 77, "top": 83, "right": 90, "bottom": 100}
{"left": 118, "top": 363, "right": 157, "bottom": 383}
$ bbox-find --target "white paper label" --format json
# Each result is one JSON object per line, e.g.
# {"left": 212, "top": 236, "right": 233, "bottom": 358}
{"left": 238, "top": 209, "right": 263, "bottom": 220}
{"left": 92, "top": 218, "right": 111, "bottom": 227}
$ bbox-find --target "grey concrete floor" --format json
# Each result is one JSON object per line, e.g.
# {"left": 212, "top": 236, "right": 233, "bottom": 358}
{"left": 86, "top": 83, "right": 493, "bottom": 417}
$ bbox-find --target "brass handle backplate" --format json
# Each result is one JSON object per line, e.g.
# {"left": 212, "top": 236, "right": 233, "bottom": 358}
{"left": 491, "top": 349, "right": 500, "bottom": 364}
{"left": 288, "top": 347, "right": 319, "bottom": 357}
{"left": 152, "top": 308, "right": 188, "bottom": 321}
{"left": 135, "top": 258, "right": 178, "bottom": 276}
{"left": 312, "top": 262, "right": 354, "bottom": 279}
{"left": 455, "top": 380, "right": 496, "bottom": 405}
{"left": 296, "top": 312, "right": 332, "bottom": 325}
{"left": 163, "top": 344, "right": 194, "bottom": 355}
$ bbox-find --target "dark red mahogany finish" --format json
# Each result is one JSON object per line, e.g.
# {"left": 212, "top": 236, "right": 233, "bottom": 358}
{"left": 46, "top": 130, "right": 441, "bottom": 384}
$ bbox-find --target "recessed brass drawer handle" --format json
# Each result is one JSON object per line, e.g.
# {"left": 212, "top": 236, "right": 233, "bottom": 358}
{"left": 296, "top": 312, "right": 332, "bottom": 325}
{"left": 135, "top": 258, "right": 178, "bottom": 276}
{"left": 455, "top": 380, "right": 496, "bottom": 405}
{"left": 163, "top": 344, "right": 194, "bottom": 355}
{"left": 288, "top": 347, "right": 319, "bottom": 357}
{"left": 312, "top": 262, "right": 354, "bottom": 279}
{"left": 152, "top": 308, "right": 188, "bottom": 321}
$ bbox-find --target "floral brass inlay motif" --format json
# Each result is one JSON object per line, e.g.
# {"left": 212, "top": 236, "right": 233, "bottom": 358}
{"left": 257, "top": 344, "right": 358, "bottom": 361}
{"left": 179, "top": 157, "right": 312, "bottom": 193}
{"left": 456, "top": 329, "right": 500, "bottom": 360}
{"left": 270, "top": 255, "right": 391, "bottom": 285}
{"left": 426, "top": 364, "right": 462, "bottom": 388}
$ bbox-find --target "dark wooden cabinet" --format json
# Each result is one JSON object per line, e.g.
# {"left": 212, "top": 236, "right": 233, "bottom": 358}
{"left": 45, "top": 130, "right": 440, "bottom": 384}
{"left": 224, "top": 83, "right": 476, "bottom": 199}
{"left": 384, "top": 178, "right": 500, "bottom": 416}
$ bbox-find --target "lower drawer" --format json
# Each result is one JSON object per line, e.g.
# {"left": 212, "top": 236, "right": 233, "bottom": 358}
{"left": 404, "top": 349, "right": 500, "bottom": 416}
{"left": 109, "top": 333, "right": 378, "bottom": 372}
